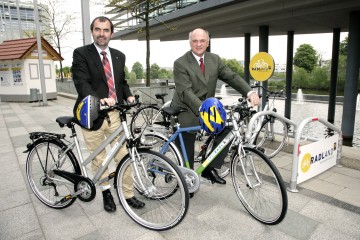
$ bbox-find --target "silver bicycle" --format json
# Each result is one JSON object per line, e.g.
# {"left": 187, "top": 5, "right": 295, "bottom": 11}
{"left": 24, "top": 99, "right": 189, "bottom": 231}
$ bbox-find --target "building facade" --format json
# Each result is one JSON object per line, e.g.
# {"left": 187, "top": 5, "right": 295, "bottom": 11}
{"left": 0, "top": 0, "right": 46, "bottom": 43}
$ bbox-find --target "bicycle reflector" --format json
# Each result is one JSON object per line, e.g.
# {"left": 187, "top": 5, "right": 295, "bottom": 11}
{"left": 75, "top": 95, "right": 100, "bottom": 129}
{"left": 199, "top": 97, "right": 226, "bottom": 134}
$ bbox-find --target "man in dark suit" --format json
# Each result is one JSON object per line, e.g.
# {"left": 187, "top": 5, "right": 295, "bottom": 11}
{"left": 171, "top": 28, "right": 260, "bottom": 185}
{"left": 71, "top": 16, "right": 144, "bottom": 212}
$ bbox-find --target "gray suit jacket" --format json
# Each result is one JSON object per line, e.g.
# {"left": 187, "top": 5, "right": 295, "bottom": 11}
{"left": 171, "top": 51, "right": 252, "bottom": 128}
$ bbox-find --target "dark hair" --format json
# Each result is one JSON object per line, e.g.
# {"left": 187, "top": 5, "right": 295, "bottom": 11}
{"left": 90, "top": 16, "right": 114, "bottom": 34}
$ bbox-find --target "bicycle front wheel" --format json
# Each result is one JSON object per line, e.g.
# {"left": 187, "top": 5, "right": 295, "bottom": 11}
{"left": 114, "top": 149, "right": 189, "bottom": 231}
{"left": 253, "top": 116, "right": 287, "bottom": 158}
{"left": 231, "top": 146, "right": 287, "bottom": 225}
{"left": 143, "top": 133, "right": 182, "bottom": 166}
{"left": 26, "top": 139, "right": 80, "bottom": 209}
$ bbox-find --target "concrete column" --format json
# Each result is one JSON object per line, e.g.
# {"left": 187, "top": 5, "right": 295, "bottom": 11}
{"left": 81, "top": 0, "right": 91, "bottom": 45}
{"left": 327, "top": 28, "right": 340, "bottom": 124}
{"left": 285, "top": 31, "right": 294, "bottom": 119}
{"left": 259, "top": 25, "right": 269, "bottom": 109}
{"left": 244, "top": 33, "right": 251, "bottom": 84}
{"left": 341, "top": 11, "right": 360, "bottom": 146}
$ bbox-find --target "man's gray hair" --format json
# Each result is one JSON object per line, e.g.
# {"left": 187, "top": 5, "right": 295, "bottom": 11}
{"left": 189, "top": 28, "right": 210, "bottom": 43}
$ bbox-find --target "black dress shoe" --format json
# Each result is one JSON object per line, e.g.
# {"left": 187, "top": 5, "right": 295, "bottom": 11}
{"left": 201, "top": 168, "right": 226, "bottom": 185}
{"left": 102, "top": 189, "right": 116, "bottom": 212}
{"left": 126, "top": 196, "right": 145, "bottom": 209}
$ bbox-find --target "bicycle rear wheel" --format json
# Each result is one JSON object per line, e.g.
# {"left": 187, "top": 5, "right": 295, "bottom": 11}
{"left": 114, "top": 149, "right": 189, "bottom": 231}
{"left": 26, "top": 139, "right": 80, "bottom": 209}
{"left": 231, "top": 146, "right": 287, "bottom": 225}
{"left": 130, "top": 105, "right": 169, "bottom": 139}
{"left": 253, "top": 116, "right": 287, "bottom": 158}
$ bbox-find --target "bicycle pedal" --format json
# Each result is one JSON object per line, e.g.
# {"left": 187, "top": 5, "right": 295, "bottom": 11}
{"left": 57, "top": 194, "right": 73, "bottom": 204}
{"left": 108, "top": 172, "right": 115, "bottom": 179}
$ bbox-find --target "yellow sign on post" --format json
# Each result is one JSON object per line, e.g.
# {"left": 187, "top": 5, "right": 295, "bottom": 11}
{"left": 249, "top": 52, "right": 275, "bottom": 81}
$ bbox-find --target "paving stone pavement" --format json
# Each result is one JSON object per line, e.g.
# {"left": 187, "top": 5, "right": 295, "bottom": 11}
{"left": 0, "top": 96, "right": 359, "bottom": 240}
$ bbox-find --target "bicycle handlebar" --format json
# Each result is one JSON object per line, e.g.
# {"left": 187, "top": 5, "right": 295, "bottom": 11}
{"left": 100, "top": 95, "right": 140, "bottom": 112}
{"left": 251, "top": 83, "right": 284, "bottom": 97}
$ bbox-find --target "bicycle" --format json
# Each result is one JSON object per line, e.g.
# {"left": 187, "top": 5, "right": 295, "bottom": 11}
{"left": 130, "top": 93, "right": 172, "bottom": 139}
{"left": 250, "top": 83, "right": 289, "bottom": 158}
{"left": 24, "top": 98, "right": 189, "bottom": 231}
{"left": 130, "top": 91, "right": 219, "bottom": 141}
{"left": 142, "top": 100, "right": 288, "bottom": 225}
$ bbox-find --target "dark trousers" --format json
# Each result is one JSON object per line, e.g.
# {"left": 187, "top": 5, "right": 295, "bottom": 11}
{"left": 176, "top": 131, "right": 226, "bottom": 170}
{"left": 176, "top": 132, "right": 196, "bottom": 169}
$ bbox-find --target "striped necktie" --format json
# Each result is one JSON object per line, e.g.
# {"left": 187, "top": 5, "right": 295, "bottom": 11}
{"left": 101, "top": 51, "right": 116, "bottom": 100}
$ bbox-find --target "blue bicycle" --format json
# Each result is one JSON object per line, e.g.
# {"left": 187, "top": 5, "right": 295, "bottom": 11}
{"left": 141, "top": 99, "right": 288, "bottom": 225}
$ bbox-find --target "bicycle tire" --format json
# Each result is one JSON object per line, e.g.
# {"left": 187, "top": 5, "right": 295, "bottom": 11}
{"left": 230, "top": 146, "right": 287, "bottom": 225}
{"left": 26, "top": 139, "right": 81, "bottom": 209}
{"left": 253, "top": 116, "right": 287, "bottom": 158}
{"left": 114, "top": 149, "right": 189, "bottom": 231}
{"left": 130, "top": 105, "right": 169, "bottom": 139}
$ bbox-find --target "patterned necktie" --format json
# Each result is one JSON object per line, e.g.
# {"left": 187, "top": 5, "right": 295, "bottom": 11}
{"left": 200, "top": 57, "right": 205, "bottom": 75}
{"left": 101, "top": 51, "right": 116, "bottom": 100}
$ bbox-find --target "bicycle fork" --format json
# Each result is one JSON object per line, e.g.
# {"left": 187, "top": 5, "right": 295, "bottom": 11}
{"left": 236, "top": 145, "right": 263, "bottom": 189}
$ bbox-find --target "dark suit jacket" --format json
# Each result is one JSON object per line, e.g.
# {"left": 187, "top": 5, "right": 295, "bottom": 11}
{"left": 71, "top": 43, "right": 132, "bottom": 130}
{"left": 171, "top": 51, "right": 252, "bottom": 128}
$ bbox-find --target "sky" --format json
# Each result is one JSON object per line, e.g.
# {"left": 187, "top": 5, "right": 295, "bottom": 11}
{"left": 59, "top": 1, "right": 348, "bottom": 70}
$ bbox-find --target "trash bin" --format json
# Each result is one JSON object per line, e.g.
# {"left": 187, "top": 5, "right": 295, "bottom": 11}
{"left": 30, "top": 88, "right": 39, "bottom": 102}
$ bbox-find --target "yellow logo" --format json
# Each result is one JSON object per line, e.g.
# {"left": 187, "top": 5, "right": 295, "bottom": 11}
{"left": 76, "top": 101, "right": 85, "bottom": 120}
{"left": 301, "top": 153, "right": 312, "bottom": 173}
{"left": 200, "top": 105, "right": 224, "bottom": 132}
{"left": 249, "top": 52, "right": 275, "bottom": 81}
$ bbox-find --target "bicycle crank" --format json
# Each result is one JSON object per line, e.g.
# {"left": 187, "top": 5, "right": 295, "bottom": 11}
{"left": 178, "top": 166, "right": 200, "bottom": 193}
{"left": 52, "top": 170, "right": 96, "bottom": 202}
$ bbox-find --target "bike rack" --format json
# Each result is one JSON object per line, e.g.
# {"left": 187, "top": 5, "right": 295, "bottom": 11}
{"left": 246, "top": 111, "right": 343, "bottom": 193}
{"left": 288, "top": 117, "right": 342, "bottom": 192}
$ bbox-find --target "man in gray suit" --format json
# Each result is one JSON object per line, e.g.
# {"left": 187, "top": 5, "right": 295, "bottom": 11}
{"left": 171, "top": 28, "right": 260, "bottom": 185}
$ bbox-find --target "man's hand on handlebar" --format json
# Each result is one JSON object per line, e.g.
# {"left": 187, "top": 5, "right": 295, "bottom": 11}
{"left": 100, "top": 97, "right": 116, "bottom": 106}
{"left": 247, "top": 92, "right": 260, "bottom": 107}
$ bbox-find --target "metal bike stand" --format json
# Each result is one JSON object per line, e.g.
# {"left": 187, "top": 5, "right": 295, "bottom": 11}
{"left": 287, "top": 117, "right": 342, "bottom": 192}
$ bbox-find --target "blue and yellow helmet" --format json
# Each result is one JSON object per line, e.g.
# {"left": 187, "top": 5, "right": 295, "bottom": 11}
{"left": 75, "top": 95, "right": 100, "bottom": 129}
{"left": 199, "top": 97, "right": 226, "bottom": 134}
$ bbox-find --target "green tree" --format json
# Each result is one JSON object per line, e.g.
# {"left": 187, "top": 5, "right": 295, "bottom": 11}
{"left": 293, "top": 44, "right": 318, "bottom": 73}
{"left": 124, "top": 66, "right": 130, "bottom": 80}
{"left": 150, "top": 63, "right": 160, "bottom": 79}
{"left": 309, "top": 66, "right": 329, "bottom": 90}
{"left": 109, "top": 0, "right": 177, "bottom": 87}
{"left": 132, "top": 62, "right": 144, "bottom": 79}
{"left": 128, "top": 71, "right": 137, "bottom": 84}
{"left": 337, "top": 55, "right": 347, "bottom": 92}
{"left": 292, "top": 67, "right": 309, "bottom": 89}
{"left": 38, "top": 0, "right": 78, "bottom": 82}
{"left": 222, "top": 58, "right": 244, "bottom": 78}
{"left": 158, "top": 69, "right": 173, "bottom": 79}
{"left": 339, "top": 36, "right": 348, "bottom": 56}
{"left": 62, "top": 66, "right": 71, "bottom": 78}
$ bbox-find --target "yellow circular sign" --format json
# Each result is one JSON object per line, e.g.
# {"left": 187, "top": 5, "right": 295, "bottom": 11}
{"left": 249, "top": 52, "right": 275, "bottom": 81}
{"left": 301, "top": 153, "right": 312, "bottom": 173}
